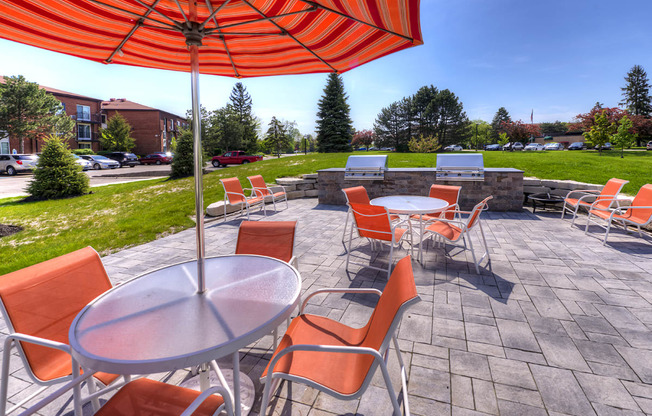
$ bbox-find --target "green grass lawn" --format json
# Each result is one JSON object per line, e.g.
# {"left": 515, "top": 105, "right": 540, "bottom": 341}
{"left": 1, "top": 150, "right": 650, "bottom": 275}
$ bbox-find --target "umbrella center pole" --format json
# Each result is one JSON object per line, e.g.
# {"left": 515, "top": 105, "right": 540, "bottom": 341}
{"left": 188, "top": 39, "right": 206, "bottom": 294}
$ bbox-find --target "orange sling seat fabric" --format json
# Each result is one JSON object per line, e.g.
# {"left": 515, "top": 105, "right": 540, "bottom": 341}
{"left": 248, "top": 175, "right": 285, "bottom": 198}
{"left": 343, "top": 186, "right": 371, "bottom": 204}
{"left": 0, "top": 247, "right": 117, "bottom": 384}
{"left": 565, "top": 178, "right": 628, "bottom": 209}
{"left": 412, "top": 184, "right": 461, "bottom": 221}
{"left": 221, "top": 177, "right": 263, "bottom": 205}
{"left": 589, "top": 184, "right": 652, "bottom": 224}
{"left": 349, "top": 203, "right": 406, "bottom": 242}
{"left": 261, "top": 256, "right": 418, "bottom": 396}
{"left": 94, "top": 378, "right": 224, "bottom": 416}
{"left": 235, "top": 221, "right": 296, "bottom": 263}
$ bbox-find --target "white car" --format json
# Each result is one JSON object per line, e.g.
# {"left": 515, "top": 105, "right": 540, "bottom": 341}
{"left": 80, "top": 154, "right": 120, "bottom": 170}
{"left": 544, "top": 142, "right": 563, "bottom": 151}
{"left": 444, "top": 144, "right": 463, "bottom": 151}
{"left": 523, "top": 143, "right": 545, "bottom": 151}
{"left": 0, "top": 154, "right": 39, "bottom": 175}
{"left": 72, "top": 154, "right": 92, "bottom": 170}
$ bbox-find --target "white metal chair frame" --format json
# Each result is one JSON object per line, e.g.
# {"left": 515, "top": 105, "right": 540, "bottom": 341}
{"left": 0, "top": 301, "right": 131, "bottom": 416}
{"left": 424, "top": 198, "right": 492, "bottom": 274}
{"left": 220, "top": 180, "right": 266, "bottom": 222}
{"left": 345, "top": 206, "right": 412, "bottom": 279}
{"left": 561, "top": 183, "right": 628, "bottom": 226}
{"left": 249, "top": 179, "right": 289, "bottom": 212}
{"left": 584, "top": 200, "right": 652, "bottom": 245}
{"left": 259, "top": 287, "right": 420, "bottom": 416}
{"left": 17, "top": 363, "right": 234, "bottom": 416}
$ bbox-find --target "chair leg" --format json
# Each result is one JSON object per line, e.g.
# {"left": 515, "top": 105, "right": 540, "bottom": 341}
{"left": 0, "top": 339, "right": 12, "bottom": 416}
{"left": 584, "top": 212, "right": 592, "bottom": 234}
{"left": 387, "top": 241, "right": 394, "bottom": 279}
{"left": 342, "top": 211, "right": 350, "bottom": 243}
{"left": 377, "top": 347, "right": 403, "bottom": 416}
{"left": 561, "top": 202, "right": 566, "bottom": 219}
{"left": 392, "top": 336, "right": 411, "bottom": 416}
{"left": 466, "top": 234, "right": 480, "bottom": 274}
{"left": 603, "top": 221, "right": 612, "bottom": 245}
{"left": 479, "top": 221, "right": 490, "bottom": 264}
{"left": 345, "top": 225, "right": 355, "bottom": 272}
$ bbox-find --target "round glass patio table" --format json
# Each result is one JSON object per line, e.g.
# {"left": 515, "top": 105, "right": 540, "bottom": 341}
{"left": 371, "top": 195, "right": 449, "bottom": 263}
{"left": 69, "top": 254, "right": 301, "bottom": 416}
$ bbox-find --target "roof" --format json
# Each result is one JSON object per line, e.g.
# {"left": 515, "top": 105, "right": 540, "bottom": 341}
{"left": 102, "top": 98, "right": 184, "bottom": 118}
{"left": 0, "top": 75, "right": 101, "bottom": 101}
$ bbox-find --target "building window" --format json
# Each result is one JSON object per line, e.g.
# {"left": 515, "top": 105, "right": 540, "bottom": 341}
{"left": 78, "top": 142, "right": 91, "bottom": 150}
{"left": 101, "top": 114, "right": 107, "bottom": 124}
{"left": 78, "top": 124, "right": 91, "bottom": 140}
{"left": 77, "top": 105, "right": 90, "bottom": 121}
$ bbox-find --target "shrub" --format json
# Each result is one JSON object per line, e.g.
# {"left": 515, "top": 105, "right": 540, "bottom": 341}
{"left": 72, "top": 148, "right": 95, "bottom": 155}
{"left": 170, "top": 129, "right": 204, "bottom": 178}
{"left": 408, "top": 135, "right": 441, "bottom": 153}
{"left": 27, "top": 135, "right": 89, "bottom": 200}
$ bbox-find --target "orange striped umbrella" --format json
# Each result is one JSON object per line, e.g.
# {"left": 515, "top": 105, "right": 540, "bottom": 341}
{"left": 0, "top": 0, "right": 422, "bottom": 291}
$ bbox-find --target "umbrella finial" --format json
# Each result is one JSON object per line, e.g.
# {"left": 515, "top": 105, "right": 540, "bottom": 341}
{"left": 183, "top": 22, "right": 204, "bottom": 46}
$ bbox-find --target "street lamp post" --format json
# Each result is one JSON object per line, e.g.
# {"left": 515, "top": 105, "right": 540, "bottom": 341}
{"left": 475, "top": 123, "right": 479, "bottom": 150}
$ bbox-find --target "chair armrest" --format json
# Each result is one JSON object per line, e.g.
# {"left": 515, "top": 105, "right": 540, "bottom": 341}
{"left": 565, "top": 189, "right": 600, "bottom": 199}
{"left": 5, "top": 333, "right": 71, "bottom": 353}
{"left": 267, "top": 185, "right": 286, "bottom": 193}
{"left": 180, "top": 385, "right": 234, "bottom": 416}
{"left": 18, "top": 371, "right": 96, "bottom": 416}
{"left": 300, "top": 288, "right": 381, "bottom": 314}
{"left": 225, "top": 190, "right": 247, "bottom": 200}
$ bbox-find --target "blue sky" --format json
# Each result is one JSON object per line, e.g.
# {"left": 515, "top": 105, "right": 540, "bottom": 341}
{"left": 1, "top": 0, "right": 651, "bottom": 136}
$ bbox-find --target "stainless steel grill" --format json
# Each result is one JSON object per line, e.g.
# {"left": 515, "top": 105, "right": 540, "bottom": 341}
{"left": 436, "top": 154, "right": 484, "bottom": 181}
{"left": 344, "top": 155, "right": 388, "bottom": 180}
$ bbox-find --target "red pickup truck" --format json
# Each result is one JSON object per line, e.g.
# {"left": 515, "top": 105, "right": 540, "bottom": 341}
{"left": 211, "top": 151, "right": 263, "bottom": 167}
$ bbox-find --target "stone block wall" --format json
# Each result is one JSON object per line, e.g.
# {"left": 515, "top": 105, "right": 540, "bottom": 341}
{"left": 317, "top": 168, "right": 524, "bottom": 211}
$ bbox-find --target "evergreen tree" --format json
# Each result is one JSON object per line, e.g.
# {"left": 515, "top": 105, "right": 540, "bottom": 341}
{"left": 620, "top": 65, "right": 652, "bottom": 117}
{"left": 206, "top": 106, "right": 244, "bottom": 155}
{"left": 491, "top": 107, "right": 511, "bottom": 139}
{"left": 227, "top": 82, "right": 259, "bottom": 153}
{"left": 431, "top": 89, "right": 470, "bottom": 146}
{"left": 170, "top": 129, "right": 204, "bottom": 178}
{"left": 263, "top": 117, "right": 292, "bottom": 157}
{"left": 0, "top": 75, "right": 74, "bottom": 153}
{"left": 413, "top": 85, "right": 439, "bottom": 137}
{"left": 99, "top": 112, "right": 135, "bottom": 151}
{"left": 27, "top": 135, "right": 89, "bottom": 200}
{"left": 374, "top": 102, "right": 405, "bottom": 151}
{"left": 316, "top": 73, "right": 353, "bottom": 152}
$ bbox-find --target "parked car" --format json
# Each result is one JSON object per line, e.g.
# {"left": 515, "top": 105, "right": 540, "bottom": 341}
{"left": 544, "top": 142, "right": 563, "bottom": 151}
{"left": 355, "top": 147, "right": 367, "bottom": 151}
{"left": 647, "top": 141, "right": 652, "bottom": 150}
{"left": 568, "top": 142, "right": 586, "bottom": 150}
{"left": 139, "top": 153, "right": 173, "bottom": 165}
{"left": 104, "top": 152, "right": 139, "bottom": 167}
{"left": 503, "top": 142, "right": 524, "bottom": 151}
{"left": 368, "top": 147, "right": 378, "bottom": 151}
{"left": 595, "top": 142, "right": 612, "bottom": 150}
{"left": 72, "top": 154, "right": 92, "bottom": 171}
{"left": 444, "top": 144, "right": 463, "bottom": 151}
{"left": 80, "top": 154, "right": 120, "bottom": 169}
{"left": 523, "top": 143, "right": 545, "bottom": 151}
{"left": 484, "top": 144, "right": 501, "bottom": 151}
{"left": 0, "top": 154, "right": 39, "bottom": 175}
{"left": 211, "top": 151, "right": 263, "bottom": 167}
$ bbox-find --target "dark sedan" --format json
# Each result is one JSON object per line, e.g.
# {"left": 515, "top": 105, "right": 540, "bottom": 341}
{"left": 104, "top": 152, "right": 139, "bottom": 167}
{"left": 139, "top": 153, "right": 172, "bottom": 165}
{"left": 484, "top": 144, "right": 501, "bottom": 151}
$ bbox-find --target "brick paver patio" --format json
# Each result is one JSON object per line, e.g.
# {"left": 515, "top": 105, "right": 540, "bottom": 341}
{"left": 2, "top": 198, "right": 651, "bottom": 415}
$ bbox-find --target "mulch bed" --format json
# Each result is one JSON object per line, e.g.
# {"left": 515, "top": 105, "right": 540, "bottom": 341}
{"left": 0, "top": 224, "right": 22, "bottom": 238}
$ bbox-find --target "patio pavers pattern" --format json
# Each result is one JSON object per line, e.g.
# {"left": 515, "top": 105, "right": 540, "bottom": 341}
{"left": 2, "top": 198, "right": 651, "bottom": 415}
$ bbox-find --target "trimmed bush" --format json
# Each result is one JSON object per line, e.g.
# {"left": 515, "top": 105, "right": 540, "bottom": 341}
{"left": 28, "top": 135, "right": 89, "bottom": 200}
{"left": 170, "top": 129, "right": 205, "bottom": 178}
{"left": 72, "top": 148, "right": 95, "bottom": 155}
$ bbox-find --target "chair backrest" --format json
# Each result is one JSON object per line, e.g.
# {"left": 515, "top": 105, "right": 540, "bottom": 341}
{"left": 342, "top": 186, "right": 370, "bottom": 205}
{"left": 429, "top": 184, "right": 461, "bottom": 220}
{"left": 235, "top": 221, "right": 297, "bottom": 263}
{"left": 466, "top": 196, "right": 493, "bottom": 230}
{"left": 248, "top": 175, "right": 271, "bottom": 197}
{"left": 0, "top": 247, "right": 112, "bottom": 381}
{"left": 220, "top": 177, "right": 246, "bottom": 204}
{"left": 595, "top": 178, "right": 629, "bottom": 209}
{"left": 349, "top": 203, "right": 393, "bottom": 241}
{"left": 363, "top": 256, "right": 420, "bottom": 351}
{"left": 625, "top": 184, "right": 652, "bottom": 224}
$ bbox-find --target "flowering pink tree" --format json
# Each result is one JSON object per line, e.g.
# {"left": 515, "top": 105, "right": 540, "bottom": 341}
{"left": 352, "top": 129, "right": 375, "bottom": 149}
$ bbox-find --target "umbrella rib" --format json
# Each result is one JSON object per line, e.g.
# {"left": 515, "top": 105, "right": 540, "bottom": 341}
{"left": 204, "top": 31, "right": 286, "bottom": 36}
{"left": 204, "top": 0, "right": 240, "bottom": 79}
{"left": 239, "top": 0, "right": 336, "bottom": 72}
{"left": 172, "top": 0, "right": 191, "bottom": 26}
{"left": 133, "top": 0, "right": 183, "bottom": 28}
{"left": 300, "top": 0, "right": 414, "bottom": 42}
{"left": 210, "top": 7, "right": 317, "bottom": 31}
{"left": 87, "top": 0, "right": 180, "bottom": 30}
{"left": 105, "top": 0, "right": 164, "bottom": 63}
{"left": 198, "top": 0, "right": 232, "bottom": 30}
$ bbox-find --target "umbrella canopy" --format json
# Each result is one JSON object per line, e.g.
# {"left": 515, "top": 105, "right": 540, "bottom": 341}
{"left": 0, "top": 0, "right": 422, "bottom": 291}
{"left": 0, "top": 0, "right": 422, "bottom": 77}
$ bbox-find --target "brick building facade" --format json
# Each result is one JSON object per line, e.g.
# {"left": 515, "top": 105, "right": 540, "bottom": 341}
{"left": 102, "top": 99, "right": 187, "bottom": 156}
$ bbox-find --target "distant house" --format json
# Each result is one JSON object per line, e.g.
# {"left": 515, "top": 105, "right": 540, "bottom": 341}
{"left": 0, "top": 76, "right": 103, "bottom": 154}
{"left": 101, "top": 98, "right": 187, "bottom": 156}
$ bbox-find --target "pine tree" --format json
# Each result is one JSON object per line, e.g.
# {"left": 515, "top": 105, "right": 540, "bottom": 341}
{"left": 170, "top": 129, "right": 203, "bottom": 178}
{"left": 491, "top": 107, "right": 511, "bottom": 140}
{"left": 99, "top": 112, "right": 135, "bottom": 151}
{"left": 27, "top": 135, "right": 89, "bottom": 200}
{"left": 263, "top": 117, "right": 292, "bottom": 157}
{"left": 227, "top": 82, "right": 259, "bottom": 153}
{"left": 620, "top": 65, "right": 652, "bottom": 117}
{"left": 316, "top": 73, "right": 353, "bottom": 152}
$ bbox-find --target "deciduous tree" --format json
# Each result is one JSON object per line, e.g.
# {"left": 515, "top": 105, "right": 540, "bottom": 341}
{"left": 407, "top": 135, "right": 440, "bottom": 153}
{"left": 501, "top": 120, "right": 541, "bottom": 143}
{"left": 316, "top": 73, "right": 353, "bottom": 152}
{"left": 99, "top": 112, "right": 135, "bottom": 151}
{"left": 583, "top": 111, "right": 615, "bottom": 155}
{"left": 352, "top": 129, "right": 375, "bottom": 149}
{"left": 612, "top": 115, "right": 637, "bottom": 158}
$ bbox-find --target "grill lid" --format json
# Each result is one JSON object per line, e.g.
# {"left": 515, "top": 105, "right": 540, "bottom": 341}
{"left": 436, "top": 154, "right": 484, "bottom": 181}
{"left": 345, "top": 155, "right": 388, "bottom": 180}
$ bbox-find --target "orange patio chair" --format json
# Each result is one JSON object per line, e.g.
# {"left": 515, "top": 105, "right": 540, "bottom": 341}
{"left": 561, "top": 178, "right": 628, "bottom": 226}
{"left": 235, "top": 221, "right": 298, "bottom": 268}
{"left": 20, "top": 376, "right": 234, "bottom": 416}
{"left": 0, "top": 247, "right": 127, "bottom": 416}
{"left": 424, "top": 196, "right": 493, "bottom": 274}
{"left": 585, "top": 184, "right": 652, "bottom": 244}
{"left": 345, "top": 203, "right": 411, "bottom": 279}
{"left": 259, "top": 256, "right": 420, "bottom": 416}
{"left": 220, "top": 177, "right": 265, "bottom": 222}
{"left": 247, "top": 175, "right": 288, "bottom": 212}
{"left": 341, "top": 186, "right": 399, "bottom": 243}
